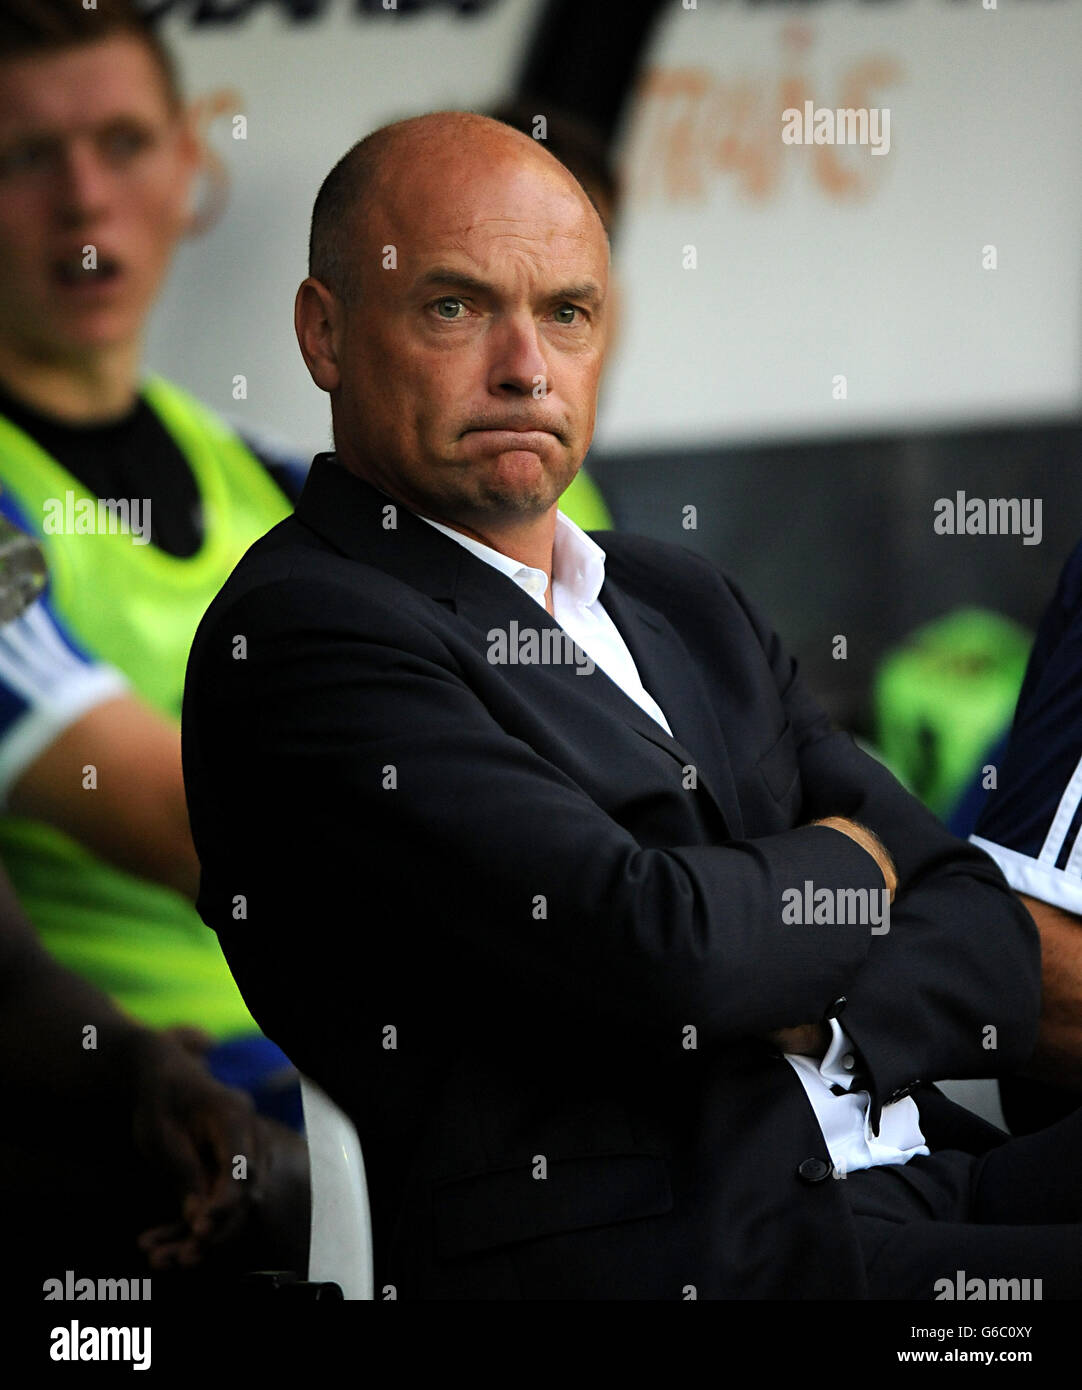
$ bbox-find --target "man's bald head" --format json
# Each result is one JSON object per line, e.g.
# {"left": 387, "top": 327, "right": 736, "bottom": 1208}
{"left": 296, "top": 108, "right": 610, "bottom": 534}
{"left": 308, "top": 110, "right": 608, "bottom": 304}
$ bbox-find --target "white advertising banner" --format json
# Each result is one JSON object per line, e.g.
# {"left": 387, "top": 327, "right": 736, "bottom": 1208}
{"left": 148, "top": 0, "right": 1082, "bottom": 454}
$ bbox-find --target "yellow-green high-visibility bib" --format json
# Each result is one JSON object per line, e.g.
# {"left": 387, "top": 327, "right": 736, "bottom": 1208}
{"left": 0, "top": 377, "right": 293, "bottom": 1038}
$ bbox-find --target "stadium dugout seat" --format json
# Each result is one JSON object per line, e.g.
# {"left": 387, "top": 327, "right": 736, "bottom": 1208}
{"left": 935, "top": 1078, "right": 1010, "bottom": 1133}
{"left": 299, "top": 1074, "right": 375, "bottom": 1300}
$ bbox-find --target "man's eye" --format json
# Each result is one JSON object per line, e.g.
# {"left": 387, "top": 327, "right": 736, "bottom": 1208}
{"left": 0, "top": 139, "right": 53, "bottom": 177}
{"left": 434, "top": 298, "right": 466, "bottom": 320}
{"left": 553, "top": 304, "right": 581, "bottom": 325}
{"left": 100, "top": 126, "right": 153, "bottom": 163}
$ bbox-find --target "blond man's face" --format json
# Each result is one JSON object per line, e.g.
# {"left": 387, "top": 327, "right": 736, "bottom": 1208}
{"left": 0, "top": 35, "right": 197, "bottom": 365}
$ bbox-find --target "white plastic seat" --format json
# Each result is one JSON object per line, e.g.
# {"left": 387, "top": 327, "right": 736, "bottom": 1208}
{"left": 299, "top": 1074, "right": 374, "bottom": 1299}
{"left": 935, "top": 1077, "right": 1010, "bottom": 1133}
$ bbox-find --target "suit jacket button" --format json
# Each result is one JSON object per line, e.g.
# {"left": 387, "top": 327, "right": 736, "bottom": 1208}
{"left": 827, "top": 996, "right": 848, "bottom": 1018}
{"left": 797, "top": 1157, "right": 832, "bottom": 1183}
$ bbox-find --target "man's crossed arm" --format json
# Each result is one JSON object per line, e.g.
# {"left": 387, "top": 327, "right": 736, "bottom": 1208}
{"left": 186, "top": 556, "right": 1040, "bottom": 1125}
{"left": 718, "top": 563, "right": 1041, "bottom": 1104}
{"left": 764, "top": 815, "right": 897, "bottom": 1058}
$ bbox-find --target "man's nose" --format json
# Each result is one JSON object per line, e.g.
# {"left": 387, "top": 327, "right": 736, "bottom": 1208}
{"left": 54, "top": 140, "right": 112, "bottom": 225}
{"left": 486, "top": 313, "right": 550, "bottom": 396}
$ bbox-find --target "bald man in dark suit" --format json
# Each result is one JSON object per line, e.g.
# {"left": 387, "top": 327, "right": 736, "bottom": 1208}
{"left": 183, "top": 112, "right": 1082, "bottom": 1300}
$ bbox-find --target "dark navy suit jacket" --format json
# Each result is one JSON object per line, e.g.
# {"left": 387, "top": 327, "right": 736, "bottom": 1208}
{"left": 182, "top": 453, "right": 1039, "bottom": 1298}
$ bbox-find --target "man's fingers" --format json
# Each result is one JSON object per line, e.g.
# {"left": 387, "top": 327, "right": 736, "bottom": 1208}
{"left": 159, "top": 1025, "right": 215, "bottom": 1055}
{"left": 765, "top": 1022, "right": 828, "bottom": 1057}
{"left": 175, "top": 1100, "right": 269, "bottom": 1249}
{"left": 137, "top": 1219, "right": 204, "bottom": 1270}
{"left": 140, "top": 1110, "right": 209, "bottom": 1207}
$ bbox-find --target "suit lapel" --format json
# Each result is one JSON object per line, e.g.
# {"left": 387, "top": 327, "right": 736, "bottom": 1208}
{"left": 294, "top": 455, "right": 744, "bottom": 837}
{"left": 597, "top": 581, "right": 745, "bottom": 840}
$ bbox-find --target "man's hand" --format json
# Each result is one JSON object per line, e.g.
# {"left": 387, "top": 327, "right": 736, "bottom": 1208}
{"left": 764, "top": 1022, "right": 830, "bottom": 1058}
{"left": 127, "top": 1031, "right": 294, "bottom": 1269}
{"left": 812, "top": 816, "right": 898, "bottom": 901}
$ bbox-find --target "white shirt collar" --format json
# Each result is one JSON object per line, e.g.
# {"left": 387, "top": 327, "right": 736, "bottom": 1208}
{"left": 417, "top": 507, "right": 607, "bottom": 611}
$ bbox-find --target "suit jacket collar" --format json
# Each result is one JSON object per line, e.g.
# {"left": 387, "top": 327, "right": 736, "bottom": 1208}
{"left": 294, "top": 454, "right": 744, "bottom": 837}
{"left": 295, "top": 453, "right": 470, "bottom": 599}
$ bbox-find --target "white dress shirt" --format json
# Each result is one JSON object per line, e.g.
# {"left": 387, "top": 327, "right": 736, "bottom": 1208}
{"left": 417, "top": 505, "right": 928, "bottom": 1176}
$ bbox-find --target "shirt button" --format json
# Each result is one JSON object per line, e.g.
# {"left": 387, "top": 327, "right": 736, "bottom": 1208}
{"left": 797, "top": 1157, "right": 832, "bottom": 1184}
{"left": 842, "top": 1054, "right": 856, "bottom": 1071}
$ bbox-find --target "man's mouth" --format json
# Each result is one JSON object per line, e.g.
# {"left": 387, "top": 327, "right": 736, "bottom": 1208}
{"left": 467, "top": 428, "right": 557, "bottom": 449}
{"left": 466, "top": 427, "right": 560, "bottom": 444}
{"left": 53, "top": 254, "right": 123, "bottom": 287}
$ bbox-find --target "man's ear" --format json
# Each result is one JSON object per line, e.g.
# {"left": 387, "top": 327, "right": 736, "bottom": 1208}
{"left": 177, "top": 100, "right": 225, "bottom": 238}
{"left": 295, "top": 278, "right": 342, "bottom": 394}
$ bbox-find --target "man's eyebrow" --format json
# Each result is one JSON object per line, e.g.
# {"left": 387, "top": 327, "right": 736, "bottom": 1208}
{"left": 553, "top": 281, "right": 604, "bottom": 309}
{"left": 412, "top": 267, "right": 604, "bottom": 308}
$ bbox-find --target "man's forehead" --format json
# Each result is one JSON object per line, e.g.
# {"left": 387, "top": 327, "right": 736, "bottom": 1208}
{"left": 375, "top": 183, "right": 604, "bottom": 274}
{"left": 413, "top": 213, "right": 600, "bottom": 256}
{"left": 403, "top": 251, "right": 606, "bottom": 306}
{"left": 0, "top": 38, "right": 169, "bottom": 130}
{"left": 392, "top": 221, "right": 606, "bottom": 295}
{"left": 376, "top": 144, "right": 595, "bottom": 231}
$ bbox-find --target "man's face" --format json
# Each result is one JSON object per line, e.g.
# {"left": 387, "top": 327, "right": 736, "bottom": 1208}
{"left": 329, "top": 147, "right": 610, "bottom": 527}
{"left": 0, "top": 35, "right": 196, "bottom": 365}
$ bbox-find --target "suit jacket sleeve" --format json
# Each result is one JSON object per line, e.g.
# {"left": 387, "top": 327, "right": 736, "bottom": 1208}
{"left": 187, "top": 569, "right": 890, "bottom": 1051}
{"left": 720, "top": 568, "right": 1042, "bottom": 1111}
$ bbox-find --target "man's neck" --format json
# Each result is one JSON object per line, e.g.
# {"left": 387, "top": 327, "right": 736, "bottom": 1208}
{"left": 0, "top": 340, "right": 141, "bottom": 425}
{"left": 430, "top": 512, "right": 558, "bottom": 616}
{"left": 336, "top": 454, "right": 559, "bottom": 606}
{"left": 432, "top": 513, "right": 556, "bottom": 578}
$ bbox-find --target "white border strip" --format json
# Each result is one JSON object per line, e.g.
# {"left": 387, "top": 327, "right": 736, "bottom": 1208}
{"left": 970, "top": 834, "right": 1082, "bottom": 917}
{"left": 1036, "top": 752, "right": 1082, "bottom": 866}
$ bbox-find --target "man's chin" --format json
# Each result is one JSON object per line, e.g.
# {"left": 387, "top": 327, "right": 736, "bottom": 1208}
{"left": 36, "top": 314, "right": 142, "bottom": 360}
{"left": 476, "top": 466, "right": 574, "bottom": 517}
{"left": 392, "top": 446, "right": 580, "bottom": 525}
{"left": 475, "top": 488, "right": 556, "bottom": 519}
